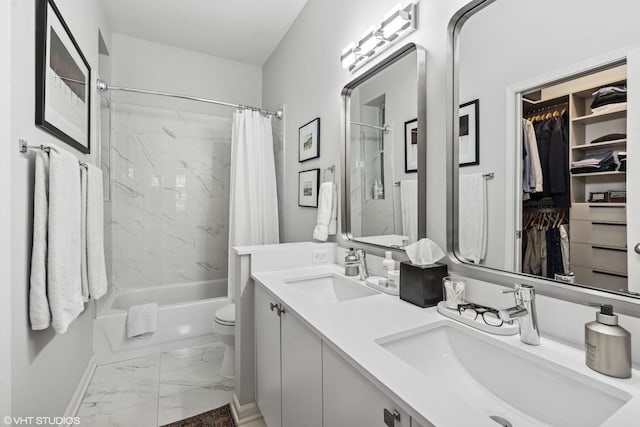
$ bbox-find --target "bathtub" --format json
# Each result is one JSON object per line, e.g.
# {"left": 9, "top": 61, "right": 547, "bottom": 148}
{"left": 93, "top": 279, "right": 229, "bottom": 365}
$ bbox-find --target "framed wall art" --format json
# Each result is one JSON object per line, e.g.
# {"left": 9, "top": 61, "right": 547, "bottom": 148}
{"left": 298, "top": 168, "right": 320, "bottom": 208}
{"left": 298, "top": 117, "right": 320, "bottom": 162}
{"left": 35, "top": 0, "right": 91, "bottom": 153}
{"left": 404, "top": 118, "right": 418, "bottom": 173}
{"left": 459, "top": 99, "right": 479, "bottom": 167}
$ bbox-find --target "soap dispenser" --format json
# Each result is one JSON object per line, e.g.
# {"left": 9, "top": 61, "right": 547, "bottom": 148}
{"left": 382, "top": 251, "right": 395, "bottom": 277}
{"left": 344, "top": 248, "right": 359, "bottom": 277}
{"left": 585, "top": 304, "right": 631, "bottom": 378}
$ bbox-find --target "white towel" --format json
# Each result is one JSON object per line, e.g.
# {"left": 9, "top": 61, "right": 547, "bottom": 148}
{"left": 312, "top": 182, "right": 336, "bottom": 241}
{"left": 48, "top": 148, "right": 84, "bottom": 335}
{"left": 127, "top": 303, "right": 158, "bottom": 338}
{"left": 400, "top": 180, "right": 418, "bottom": 244}
{"left": 458, "top": 174, "right": 487, "bottom": 264}
{"left": 86, "top": 164, "right": 108, "bottom": 299}
{"left": 29, "top": 151, "right": 51, "bottom": 330}
{"left": 80, "top": 167, "right": 90, "bottom": 302}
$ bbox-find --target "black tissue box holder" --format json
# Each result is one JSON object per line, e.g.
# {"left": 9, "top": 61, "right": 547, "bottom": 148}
{"left": 399, "top": 262, "right": 448, "bottom": 308}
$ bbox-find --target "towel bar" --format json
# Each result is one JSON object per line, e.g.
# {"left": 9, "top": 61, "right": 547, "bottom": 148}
{"left": 19, "top": 139, "right": 88, "bottom": 168}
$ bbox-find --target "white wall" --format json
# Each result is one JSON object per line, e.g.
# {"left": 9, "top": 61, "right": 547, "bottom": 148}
{"left": 109, "top": 34, "right": 262, "bottom": 115}
{"left": 10, "top": 0, "right": 111, "bottom": 417}
{"left": 0, "top": 0, "right": 12, "bottom": 419}
{"left": 262, "top": 0, "right": 466, "bottom": 247}
{"left": 458, "top": 0, "right": 640, "bottom": 269}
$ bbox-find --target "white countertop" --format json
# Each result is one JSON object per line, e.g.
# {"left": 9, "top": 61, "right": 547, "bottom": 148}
{"left": 252, "top": 264, "right": 640, "bottom": 427}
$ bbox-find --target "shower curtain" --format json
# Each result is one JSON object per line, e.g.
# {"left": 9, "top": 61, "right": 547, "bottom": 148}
{"left": 228, "top": 109, "right": 280, "bottom": 299}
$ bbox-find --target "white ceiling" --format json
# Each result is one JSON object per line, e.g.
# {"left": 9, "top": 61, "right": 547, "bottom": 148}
{"left": 101, "top": 0, "right": 308, "bottom": 65}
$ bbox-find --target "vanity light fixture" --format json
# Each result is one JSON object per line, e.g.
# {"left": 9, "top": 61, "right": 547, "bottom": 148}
{"left": 340, "top": 2, "right": 417, "bottom": 73}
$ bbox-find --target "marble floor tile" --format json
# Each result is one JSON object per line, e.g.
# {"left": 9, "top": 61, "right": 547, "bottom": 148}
{"left": 77, "top": 399, "right": 158, "bottom": 427}
{"left": 77, "top": 344, "right": 236, "bottom": 427}
{"left": 77, "top": 355, "right": 160, "bottom": 427}
{"left": 157, "top": 379, "right": 235, "bottom": 425}
{"left": 157, "top": 343, "right": 235, "bottom": 425}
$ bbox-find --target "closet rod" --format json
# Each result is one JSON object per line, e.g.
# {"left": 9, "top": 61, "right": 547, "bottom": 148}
{"left": 524, "top": 101, "right": 568, "bottom": 116}
{"left": 18, "top": 139, "right": 88, "bottom": 168}
{"left": 96, "top": 79, "right": 283, "bottom": 119}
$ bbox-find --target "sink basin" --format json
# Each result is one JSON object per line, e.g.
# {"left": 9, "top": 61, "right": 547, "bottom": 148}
{"left": 284, "top": 274, "right": 379, "bottom": 304}
{"left": 377, "top": 322, "right": 631, "bottom": 427}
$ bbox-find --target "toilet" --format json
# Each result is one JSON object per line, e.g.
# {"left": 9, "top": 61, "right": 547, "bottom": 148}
{"left": 213, "top": 303, "right": 236, "bottom": 379}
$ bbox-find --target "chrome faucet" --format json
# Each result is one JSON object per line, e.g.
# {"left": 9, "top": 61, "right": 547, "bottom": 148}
{"left": 355, "top": 249, "right": 369, "bottom": 280}
{"left": 499, "top": 284, "right": 540, "bottom": 346}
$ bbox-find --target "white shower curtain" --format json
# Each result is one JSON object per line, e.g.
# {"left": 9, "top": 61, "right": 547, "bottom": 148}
{"left": 228, "top": 109, "right": 280, "bottom": 300}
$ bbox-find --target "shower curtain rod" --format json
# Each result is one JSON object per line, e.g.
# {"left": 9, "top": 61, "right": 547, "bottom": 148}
{"left": 351, "top": 121, "right": 391, "bottom": 133}
{"left": 96, "top": 79, "right": 283, "bottom": 119}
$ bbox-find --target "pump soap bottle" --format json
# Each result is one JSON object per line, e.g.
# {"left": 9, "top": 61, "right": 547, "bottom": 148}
{"left": 585, "top": 304, "right": 631, "bottom": 378}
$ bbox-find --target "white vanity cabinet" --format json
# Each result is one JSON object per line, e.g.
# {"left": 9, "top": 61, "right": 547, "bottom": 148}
{"left": 254, "top": 284, "right": 322, "bottom": 427}
{"left": 254, "top": 280, "right": 427, "bottom": 427}
{"left": 323, "top": 344, "right": 419, "bottom": 427}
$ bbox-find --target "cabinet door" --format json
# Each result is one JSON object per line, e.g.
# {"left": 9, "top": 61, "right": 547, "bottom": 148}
{"left": 281, "top": 310, "right": 322, "bottom": 427}
{"left": 322, "top": 344, "right": 411, "bottom": 427}
{"left": 255, "top": 285, "right": 282, "bottom": 427}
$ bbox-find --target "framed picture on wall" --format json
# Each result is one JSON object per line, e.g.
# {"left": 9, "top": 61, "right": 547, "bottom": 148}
{"left": 35, "top": 0, "right": 91, "bottom": 153}
{"left": 298, "top": 117, "right": 320, "bottom": 162}
{"left": 298, "top": 168, "right": 320, "bottom": 208}
{"left": 459, "top": 99, "right": 479, "bottom": 167}
{"left": 404, "top": 118, "right": 418, "bottom": 173}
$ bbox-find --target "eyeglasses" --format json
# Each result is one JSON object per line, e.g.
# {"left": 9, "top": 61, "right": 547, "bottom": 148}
{"left": 457, "top": 303, "right": 509, "bottom": 327}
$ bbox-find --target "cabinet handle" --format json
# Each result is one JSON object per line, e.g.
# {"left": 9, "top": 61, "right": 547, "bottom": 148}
{"left": 270, "top": 302, "right": 278, "bottom": 312}
{"left": 588, "top": 204, "right": 624, "bottom": 208}
{"left": 383, "top": 409, "right": 401, "bottom": 427}
{"left": 276, "top": 305, "right": 286, "bottom": 316}
{"left": 592, "top": 270, "right": 628, "bottom": 279}
{"left": 591, "top": 222, "right": 626, "bottom": 227}
{"left": 635, "top": 243, "right": 640, "bottom": 255}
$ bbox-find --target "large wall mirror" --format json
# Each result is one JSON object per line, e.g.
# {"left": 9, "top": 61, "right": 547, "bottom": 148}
{"left": 342, "top": 43, "right": 426, "bottom": 251}
{"left": 450, "top": 0, "right": 640, "bottom": 309}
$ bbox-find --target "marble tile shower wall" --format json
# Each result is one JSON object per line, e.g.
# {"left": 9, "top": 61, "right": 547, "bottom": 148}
{"left": 109, "top": 103, "right": 231, "bottom": 288}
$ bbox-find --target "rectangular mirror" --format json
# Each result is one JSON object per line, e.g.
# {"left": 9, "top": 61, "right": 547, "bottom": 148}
{"left": 452, "top": 0, "right": 640, "bottom": 301}
{"left": 342, "top": 43, "right": 426, "bottom": 250}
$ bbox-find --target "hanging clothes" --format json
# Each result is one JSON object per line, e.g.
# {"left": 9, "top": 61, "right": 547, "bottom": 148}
{"left": 528, "top": 111, "right": 570, "bottom": 208}
{"left": 559, "top": 224, "right": 570, "bottom": 274}
{"left": 522, "top": 119, "right": 543, "bottom": 194}
{"left": 521, "top": 209, "right": 568, "bottom": 278}
{"left": 546, "top": 228, "right": 564, "bottom": 278}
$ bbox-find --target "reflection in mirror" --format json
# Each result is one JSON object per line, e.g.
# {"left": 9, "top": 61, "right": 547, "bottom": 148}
{"left": 344, "top": 44, "right": 423, "bottom": 250}
{"left": 455, "top": 0, "right": 640, "bottom": 298}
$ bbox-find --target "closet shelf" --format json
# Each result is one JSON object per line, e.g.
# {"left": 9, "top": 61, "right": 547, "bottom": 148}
{"left": 573, "top": 202, "right": 626, "bottom": 208}
{"left": 571, "top": 171, "right": 626, "bottom": 178}
{"left": 571, "top": 139, "right": 626, "bottom": 150}
{"left": 571, "top": 105, "right": 627, "bottom": 124}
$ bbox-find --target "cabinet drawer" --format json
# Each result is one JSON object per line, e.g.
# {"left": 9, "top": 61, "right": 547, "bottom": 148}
{"left": 570, "top": 243, "right": 627, "bottom": 274}
{"left": 571, "top": 204, "right": 626, "bottom": 222}
{"left": 572, "top": 265, "right": 627, "bottom": 292}
{"left": 570, "top": 220, "right": 627, "bottom": 247}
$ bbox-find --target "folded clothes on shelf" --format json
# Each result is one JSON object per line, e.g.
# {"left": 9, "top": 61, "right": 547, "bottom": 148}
{"left": 591, "top": 85, "right": 627, "bottom": 111}
{"left": 589, "top": 133, "right": 626, "bottom": 144}
{"left": 570, "top": 150, "right": 624, "bottom": 174}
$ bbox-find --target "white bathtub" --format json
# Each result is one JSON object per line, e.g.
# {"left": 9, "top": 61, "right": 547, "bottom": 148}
{"left": 93, "top": 279, "right": 229, "bottom": 365}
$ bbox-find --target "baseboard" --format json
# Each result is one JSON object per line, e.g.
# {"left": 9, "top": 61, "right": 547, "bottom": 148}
{"left": 231, "top": 393, "right": 263, "bottom": 425}
{"left": 60, "top": 355, "right": 96, "bottom": 426}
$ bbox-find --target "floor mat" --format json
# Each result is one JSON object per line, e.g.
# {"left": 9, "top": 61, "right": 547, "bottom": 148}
{"left": 160, "top": 403, "right": 236, "bottom": 427}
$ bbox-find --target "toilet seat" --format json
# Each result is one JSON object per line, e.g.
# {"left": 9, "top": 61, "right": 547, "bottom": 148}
{"left": 215, "top": 303, "right": 235, "bottom": 326}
